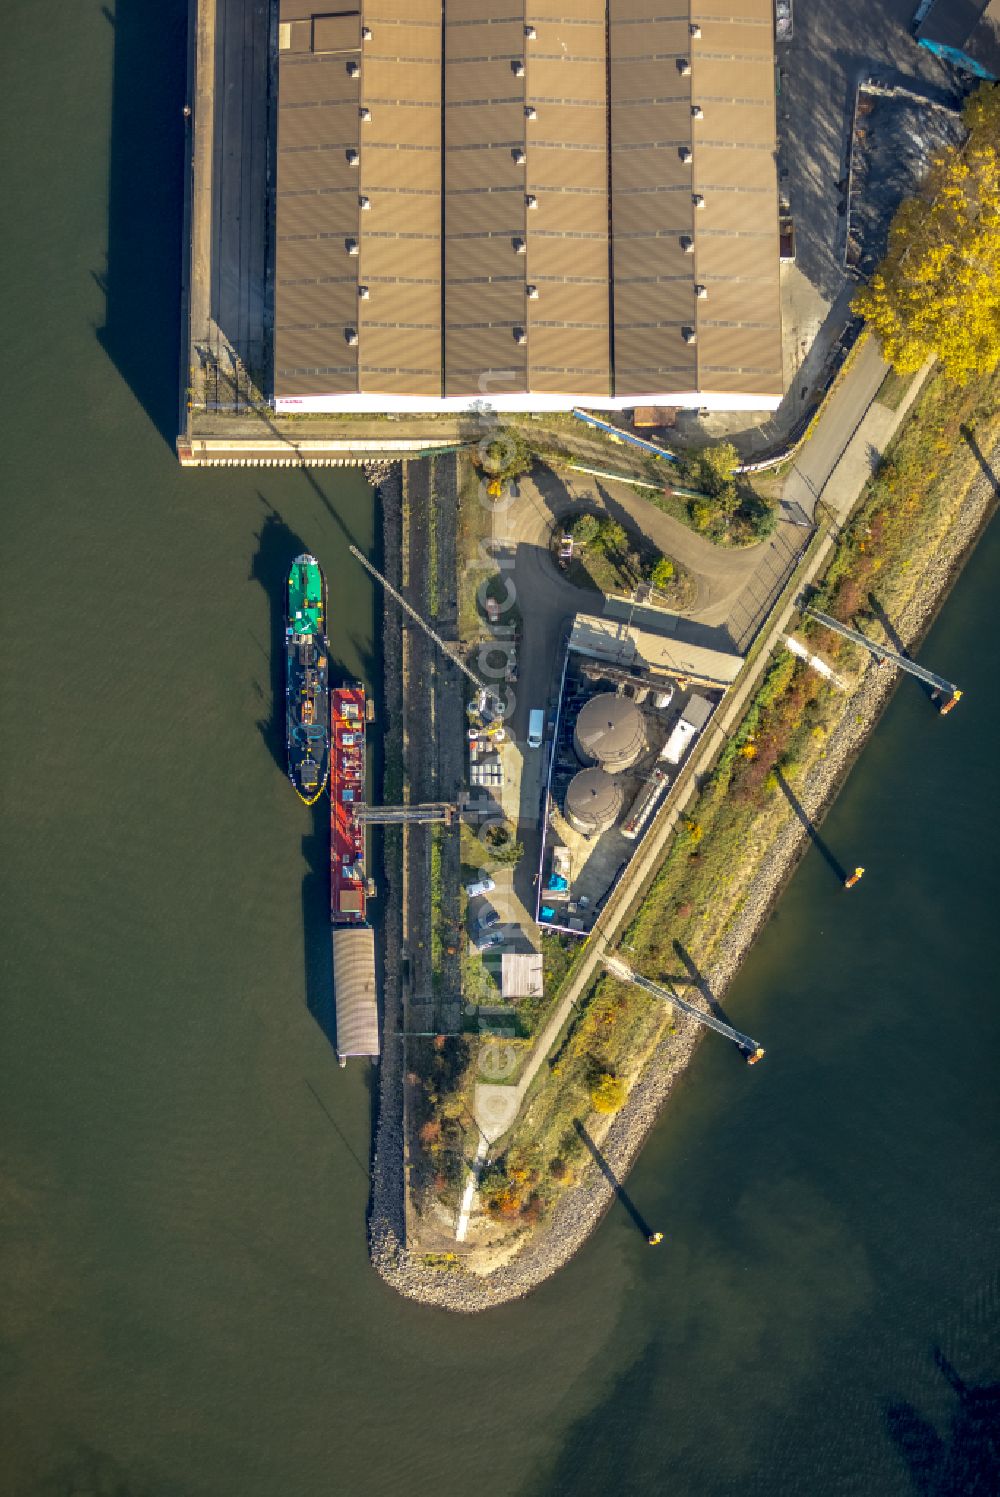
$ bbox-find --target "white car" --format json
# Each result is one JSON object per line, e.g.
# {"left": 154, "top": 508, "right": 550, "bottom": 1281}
{"left": 465, "top": 876, "right": 496, "bottom": 898}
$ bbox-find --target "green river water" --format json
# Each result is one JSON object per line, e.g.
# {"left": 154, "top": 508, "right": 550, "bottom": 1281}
{"left": 1, "top": 4, "right": 998, "bottom": 1494}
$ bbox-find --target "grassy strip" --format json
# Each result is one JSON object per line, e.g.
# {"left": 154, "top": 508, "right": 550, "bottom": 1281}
{"left": 461, "top": 949, "right": 501, "bottom": 1004}
{"left": 874, "top": 367, "right": 913, "bottom": 412}
{"left": 427, "top": 469, "right": 439, "bottom": 619}
{"left": 466, "top": 360, "right": 1000, "bottom": 1230}
{"left": 430, "top": 825, "right": 444, "bottom": 993}
{"left": 456, "top": 457, "right": 492, "bottom": 644}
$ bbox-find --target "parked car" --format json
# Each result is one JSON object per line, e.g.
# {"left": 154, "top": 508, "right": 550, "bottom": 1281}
{"left": 465, "top": 876, "right": 496, "bottom": 899}
{"left": 476, "top": 931, "right": 505, "bottom": 952}
{"left": 775, "top": 0, "right": 792, "bottom": 41}
{"left": 477, "top": 906, "right": 500, "bottom": 931}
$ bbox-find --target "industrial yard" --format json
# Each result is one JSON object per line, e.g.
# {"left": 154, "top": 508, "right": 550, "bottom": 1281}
{"left": 537, "top": 629, "right": 734, "bottom": 938}
{"left": 376, "top": 447, "right": 804, "bottom": 1248}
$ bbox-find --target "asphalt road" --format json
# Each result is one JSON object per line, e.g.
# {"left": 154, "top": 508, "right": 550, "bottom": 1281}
{"left": 776, "top": 0, "right": 960, "bottom": 305}
{"left": 192, "top": 0, "right": 271, "bottom": 400}
{"left": 782, "top": 336, "right": 889, "bottom": 518}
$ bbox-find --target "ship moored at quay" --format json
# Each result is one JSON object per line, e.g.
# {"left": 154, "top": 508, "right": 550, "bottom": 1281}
{"left": 330, "top": 683, "right": 380, "bottom": 1066}
{"left": 285, "top": 554, "right": 330, "bottom": 806}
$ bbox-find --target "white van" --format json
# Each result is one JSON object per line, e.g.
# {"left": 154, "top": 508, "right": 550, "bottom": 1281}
{"left": 527, "top": 708, "right": 545, "bottom": 749}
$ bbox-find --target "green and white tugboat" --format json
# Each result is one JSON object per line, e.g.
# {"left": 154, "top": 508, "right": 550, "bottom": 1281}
{"left": 285, "top": 554, "right": 330, "bottom": 805}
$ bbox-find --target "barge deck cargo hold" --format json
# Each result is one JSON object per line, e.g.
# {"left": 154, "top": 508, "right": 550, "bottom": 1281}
{"left": 330, "top": 684, "right": 379, "bottom": 1063}
{"left": 330, "top": 685, "right": 368, "bottom": 926}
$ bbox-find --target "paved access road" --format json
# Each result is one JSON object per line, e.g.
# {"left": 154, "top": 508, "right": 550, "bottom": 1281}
{"left": 782, "top": 337, "right": 888, "bottom": 518}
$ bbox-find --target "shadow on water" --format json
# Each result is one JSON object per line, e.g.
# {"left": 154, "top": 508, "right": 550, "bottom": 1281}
{"left": 774, "top": 766, "right": 849, "bottom": 885}
{"left": 301, "top": 796, "right": 336, "bottom": 1052}
{"left": 304, "top": 1080, "right": 369, "bottom": 1178}
{"left": 37, "top": 1444, "right": 175, "bottom": 1497}
{"left": 94, "top": 0, "right": 188, "bottom": 447}
{"left": 242, "top": 397, "right": 372, "bottom": 552}
{"left": 573, "top": 1120, "right": 655, "bottom": 1242}
{"left": 523, "top": 1340, "right": 661, "bottom": 1497}
{"left": 867, "top": 592, "right": 939, "bottom": 705}
{"left": 885, "top": 1347, "right": 1000, "bottom": 1496}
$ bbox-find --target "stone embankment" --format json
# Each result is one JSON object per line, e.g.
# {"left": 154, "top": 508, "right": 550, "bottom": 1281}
{"left": 369, "top": 454, "right": 997, "bottom": 1313}
{"left": 363, "top": 459, "right": 398, "bottom": 488}
{"left": 369, "top": 467, "right": 409, "bottom": 1257}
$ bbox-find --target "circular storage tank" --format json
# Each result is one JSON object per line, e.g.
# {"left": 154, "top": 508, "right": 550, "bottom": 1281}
{"left": 564, "top": 767, "right": 624, "bottom": 837}
{"left": 573, "top": 692, "right": 646, "bottom": 772}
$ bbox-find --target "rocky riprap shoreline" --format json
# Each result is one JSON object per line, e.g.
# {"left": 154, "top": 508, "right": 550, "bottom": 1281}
{"left": 369, "top": 453, "right": 997, "bottom": 1313}
{"left": 368, "top": 466, "right": 409, "bottom": 1256}
{"left": 363, "top": 459, "right": 399, "bottom": 488}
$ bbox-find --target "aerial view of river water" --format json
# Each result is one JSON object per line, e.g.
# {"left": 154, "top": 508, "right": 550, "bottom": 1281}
{"left": 2, "top": 5, "right": 997, "bottom": 1495}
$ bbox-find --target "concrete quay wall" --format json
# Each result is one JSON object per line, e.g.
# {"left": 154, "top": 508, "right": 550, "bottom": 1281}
{"left": 177, "top": 438, "right": 462, "bottom": 467}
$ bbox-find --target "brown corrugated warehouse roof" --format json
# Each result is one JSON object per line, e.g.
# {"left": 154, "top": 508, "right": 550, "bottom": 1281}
{"left": 274, "top": 0, "right": 783, "bottom": 407}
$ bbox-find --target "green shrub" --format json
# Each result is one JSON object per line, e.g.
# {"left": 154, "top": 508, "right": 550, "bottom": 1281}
{"left": 485, "top": 822, "right": 524, "bottom": 865}
{"left": 571, "top": 513, "right": 601, "bottom": 546}
{"left": 690, "top": 499, "right": 713, "bottom": 531}
{"left": 598, "top": 519, "right": 628, "bottom": 554}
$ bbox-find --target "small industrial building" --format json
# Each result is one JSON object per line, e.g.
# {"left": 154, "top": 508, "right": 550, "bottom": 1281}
{"left": 535, "top": 602, "right": 742, "bottom": 933}
{"left": 501, "top": 952, "right": 544, "bottom": 1000}
{"left": 569, "top": 610, "right": 744, "bottom": 687}
{"left": 273, "top": 0, "right": 784, "bottom": 413}
{"left": 916, "top": 0, "right": 1000, "bottom": 80}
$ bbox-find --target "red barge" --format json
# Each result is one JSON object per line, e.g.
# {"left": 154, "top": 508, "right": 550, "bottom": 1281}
{"left": 330, "top": 684, "right": 369, "bottom": 925}
{"left": 330, "top": 683, "right": 380, "bottom": 1064}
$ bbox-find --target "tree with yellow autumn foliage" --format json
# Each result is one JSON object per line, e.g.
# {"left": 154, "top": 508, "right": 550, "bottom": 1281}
{"left": 853, "top": 84, "right": 1000, "bottom": 383}
{"left": 590, "top": 1071, "right": 627, "bottom": 1114}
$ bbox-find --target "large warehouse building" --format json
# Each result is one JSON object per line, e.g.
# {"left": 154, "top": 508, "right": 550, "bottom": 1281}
{"left": 274, "top": 0, "right": 784, "bottom": 412}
